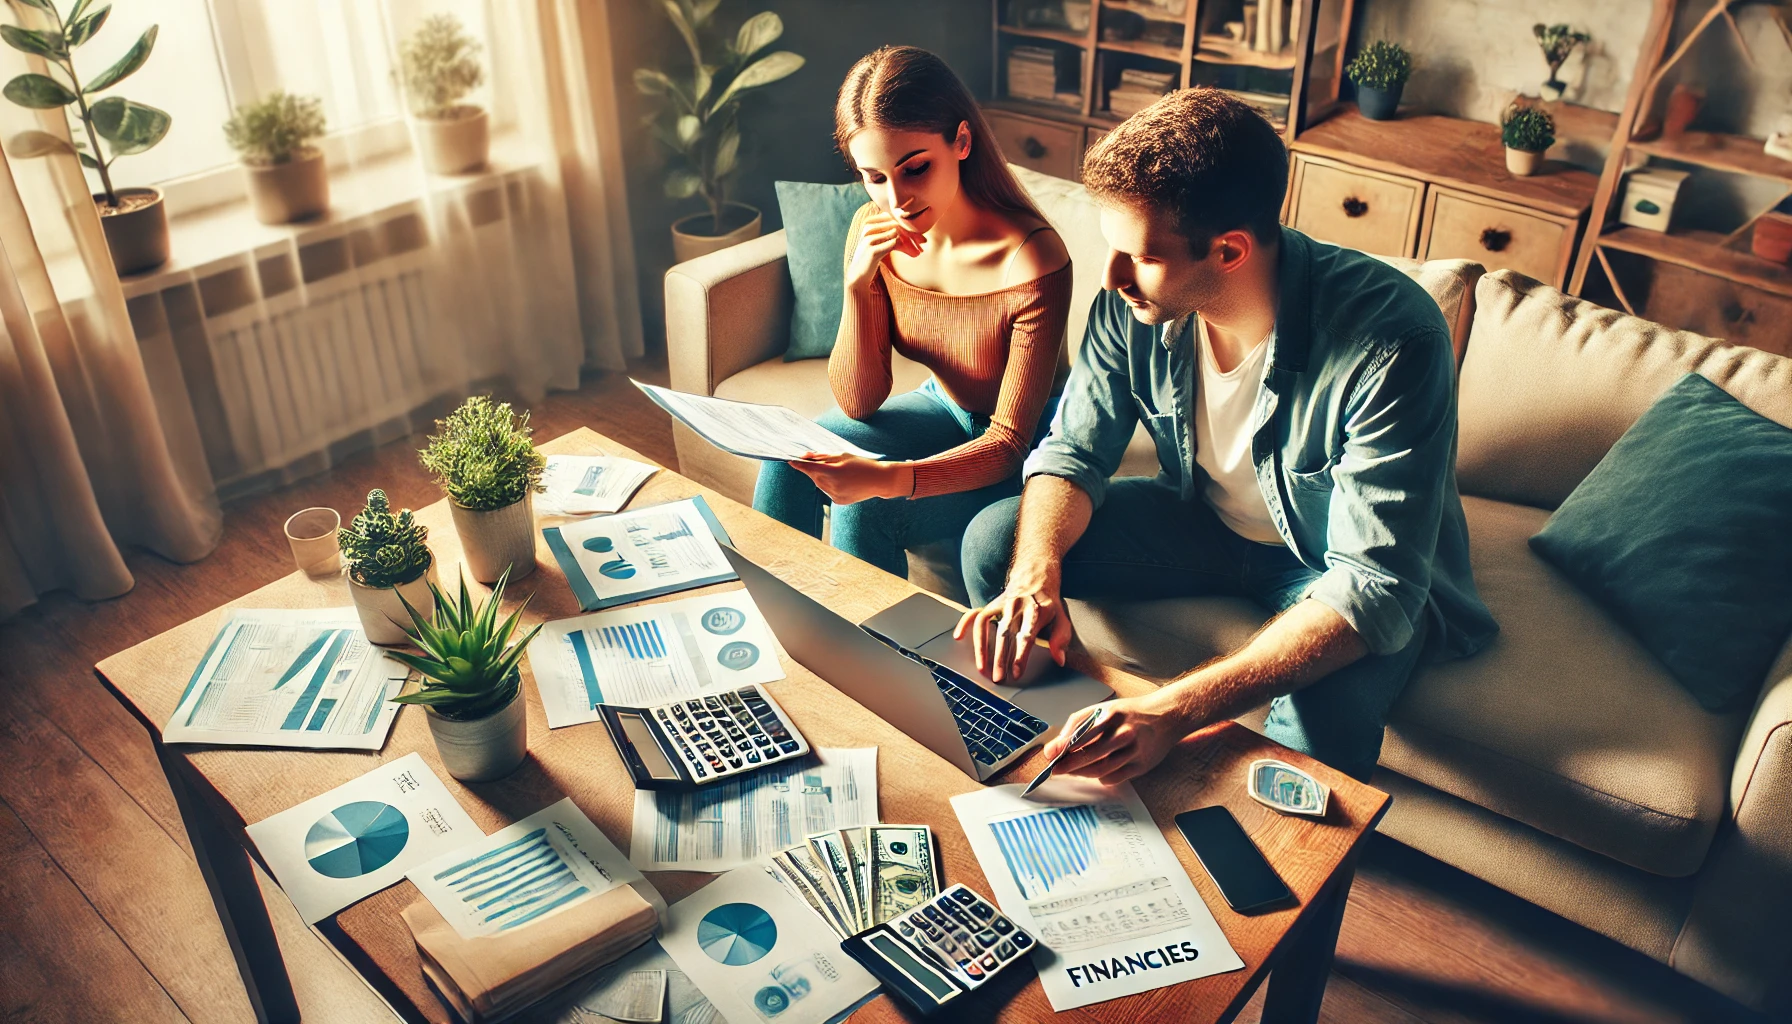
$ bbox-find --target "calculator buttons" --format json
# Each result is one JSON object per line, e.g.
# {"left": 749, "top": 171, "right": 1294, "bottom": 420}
{"left": 952, "top": 890, "right": 977, "bottom": 906}
{"left": 1012, "top": 932, "right": 1032, "bottom": 949}
{"left": 991, "top": 917, "right": 1013, "bottom": 934}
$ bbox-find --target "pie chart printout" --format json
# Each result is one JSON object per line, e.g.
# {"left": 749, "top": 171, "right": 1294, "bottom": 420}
{"left": 697, "top": 902, "right": 779, "bottom": 966}
{"left": 304, "top": 801, "right": 410, "bottom": 879}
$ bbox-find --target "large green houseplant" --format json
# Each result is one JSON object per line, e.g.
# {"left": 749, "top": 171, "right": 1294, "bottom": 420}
{"left": 2, "top": 0, "right": 171, "bottom": 274}
{"left": 398, "top": 13, "right": 488, "bottom": 175}
{"left": 339, "top": 488, "right": 438, "bottom": 645}
{"left": 419, "top": 396, "right": 545, "bottom": 585}
{"left": 222, "top": 91, "right": 328, "bottom": 224}
{"left": 636, "top": 0, "right": 804, "bottom": 262}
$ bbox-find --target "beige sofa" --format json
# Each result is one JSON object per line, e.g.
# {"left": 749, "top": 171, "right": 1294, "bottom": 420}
{"left": 666, "top": 166, "right": 1792, "bottom": 1012}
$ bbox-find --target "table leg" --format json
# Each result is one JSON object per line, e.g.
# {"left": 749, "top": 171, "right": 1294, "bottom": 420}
{"left": 159, "top": 742, "right": 302, "bottom": 1024}
{"left": 1259, "top": 864, "right": 1356, "bottom": 1024}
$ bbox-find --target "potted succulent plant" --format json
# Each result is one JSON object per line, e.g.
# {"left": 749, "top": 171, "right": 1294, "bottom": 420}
{"left": 223, "top": 91, "right": 328, "bottom": 224}
{"left": 398, "top": 13, "right": 487, "bottom": 175}
{"left": 392, "top": 567, "right": 540, "bottom": 782}
{"left": 339, "top": 488, "right": 438, "bottom": 645}
{"left": 2, "top": 0, "right": 171, "bottom": 275}
{"left": 419, "top": 396, "right": 545, "bottom": 585}
{"left": 1345, "top": 39, "right": 1411, "bottom": 122}
{"left": 1502, "top": 104, "right": 1555, "bottom": 177}
{"left": 1533, "top": 24, "right": 1589, "bottom": 103}
{"left": 637, "top": 0, "right": 804, "bottom": 263}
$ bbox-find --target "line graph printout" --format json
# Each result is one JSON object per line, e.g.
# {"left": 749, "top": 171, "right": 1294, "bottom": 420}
{"left": 530, "top": 590, "right": 786, "bottom": 729}
{"left": 952, "top": 779, "right": 1242, "bottom": 1011}
{"left": 630, "top": 748, "right": 877, "bottom": 872}
{"left": 164, "top": 608, "right": 410, "bottom": 750}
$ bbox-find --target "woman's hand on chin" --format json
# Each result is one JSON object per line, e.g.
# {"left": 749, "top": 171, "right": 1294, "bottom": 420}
{"left": 790, "top": 454, "right": 913, "bottom": 504}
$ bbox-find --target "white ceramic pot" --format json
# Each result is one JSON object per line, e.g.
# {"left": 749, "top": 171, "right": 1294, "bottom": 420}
{"left": 450, "top": 491, "right": 537, "bottom": 585}
{"left": 1540, "top": 80, "right": 1566, "bottom": 102}
{"left": 349, "top": 557, "right": 438, "bottom": 645}
{"left": 1505, "top": 147, "right": 1544, "bottom": 177}
{"left": 413, "top": 106, "right": 489, "bottom": 175}
{"left": 671, "top": 202, "right": 762, "bottom": 264}
{"left": 245, "top": 148, "right": 329, "bottom": 224}
{"left": 426, "top": 687, "right": 528, "bottom": 782}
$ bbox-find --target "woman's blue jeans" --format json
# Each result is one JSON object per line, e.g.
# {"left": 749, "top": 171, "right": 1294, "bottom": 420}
{"left": 753, "top": 379, "right": 1056, "bottom": 581}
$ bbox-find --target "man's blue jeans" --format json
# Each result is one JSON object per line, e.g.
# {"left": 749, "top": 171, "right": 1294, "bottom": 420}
{"left": 755, "top": 380, "right": 1056, "bottom": 581}
{"left": 962, "top": 476, "right": 1428, "bottom": 781}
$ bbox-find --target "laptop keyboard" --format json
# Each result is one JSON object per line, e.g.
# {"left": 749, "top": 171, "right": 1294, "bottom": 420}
{"left": 863, "top": 628, "right": 1050, "bottom": 766}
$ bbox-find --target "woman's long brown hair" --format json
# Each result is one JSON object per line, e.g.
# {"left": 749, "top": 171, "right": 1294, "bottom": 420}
{"left": 835, "top": 46, "right": 1045, "bottom": 223}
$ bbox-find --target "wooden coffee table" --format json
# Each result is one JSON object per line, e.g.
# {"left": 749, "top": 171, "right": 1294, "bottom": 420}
{"left": 96, "top": 428, "right": 1388, "bottom": 1024}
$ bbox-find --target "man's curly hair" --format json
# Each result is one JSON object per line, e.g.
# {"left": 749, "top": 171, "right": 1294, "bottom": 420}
{"left": 1082, "top": 89, "right": 1288, "bottom": 257}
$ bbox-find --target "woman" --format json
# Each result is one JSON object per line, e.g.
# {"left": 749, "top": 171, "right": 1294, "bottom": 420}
{"left": 754, "top": 46, "right": 1072, "bottom": 584}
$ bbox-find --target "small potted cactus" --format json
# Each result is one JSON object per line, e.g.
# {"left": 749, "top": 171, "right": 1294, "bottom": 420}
{"left": 419, "top": 396, "right": 545, "bottom": 584}
{"left": 223, "top": 90, "right": 328, "bottom": 224}
{"left": 1502, "top": 104, "right": 1555, "bottom": 177}
{"left": 338, "top": 488, "right": 437, "bottom": 645}
{"left": 391, "top": 567, "right": 540, "bottom": 781}
{"left": 1346, "top": 40, "right": 1411, "bottom": 121}
{"left": 398, "top": 13, "right": 488, "bottom": 175}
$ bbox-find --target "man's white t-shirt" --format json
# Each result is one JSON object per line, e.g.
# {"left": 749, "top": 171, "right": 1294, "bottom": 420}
{"left": 1190, "top": 317, "right": 1284, "bottom": 545}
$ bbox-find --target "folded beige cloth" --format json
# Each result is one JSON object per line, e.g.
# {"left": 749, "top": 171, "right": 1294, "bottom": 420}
{"left": 404, "top": 883, "right": 660, "bottom": 1023}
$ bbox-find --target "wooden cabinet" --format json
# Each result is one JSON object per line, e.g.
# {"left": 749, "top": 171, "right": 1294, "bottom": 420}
{"left": 986, "top": 109, "right": 1082, "bottom": 181}
{"left": 1421, "top": 188, "right": 1573, "bottom": 285}
{"left": 1085, "top": 126, "right": 1109, "bottom": 156}
{"left": 1288, "top": 154, "right": 1423, "bottom": 258}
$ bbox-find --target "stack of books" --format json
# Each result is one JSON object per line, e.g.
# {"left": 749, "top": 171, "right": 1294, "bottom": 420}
{"left": 1108, "top": 67, "right": 1177, "bottom": 117}
{"left": 1008, "top": 45, "right": 1080, "bottom": 107}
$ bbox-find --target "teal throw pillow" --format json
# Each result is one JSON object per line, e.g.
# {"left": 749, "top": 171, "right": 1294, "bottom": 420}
{"left": 777, "top": 180, "right": 868, "bottom": 361}
{"left": 1530, "top": 373, "right": 1792, "bottom": 712}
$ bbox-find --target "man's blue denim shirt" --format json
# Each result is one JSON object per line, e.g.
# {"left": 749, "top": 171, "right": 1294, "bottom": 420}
{"left": 1023, "top": 226, "right": 1498, "bottom": 659}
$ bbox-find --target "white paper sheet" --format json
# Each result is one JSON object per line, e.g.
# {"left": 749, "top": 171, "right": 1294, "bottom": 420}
{"left": 950, "top": 778, "right": 1244, "bottom": 1011}
{"left": 530, "top": 589, "right": 788, "bottom": 729}
{"left": 554, "top": 941, "right": 722, "bottom": 1024}
{"left": 246, "top": 752, "right": 482, "bottom": 922}
{"left": 659, "top": 865, "right": 878, "bottom": 1024}
{"left": 409, "top": 797, "right": 663, "bottom": 940}
{"left": 630, "top": 748, "right": 878, "bottom": 873}
{"left": 164, "top": 608, "right": 409, "bottom": 750}
{"left": 634, "top": 381, "right": 882, "bottom": 461}
{"left": 544, "top": 498, "right": 737, "bottom": 611}
{"left": 538, "top": 455, "right": 659, "bottom": 516}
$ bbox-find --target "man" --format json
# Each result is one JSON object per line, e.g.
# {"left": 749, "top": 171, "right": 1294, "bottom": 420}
{"left": 955, "top": 89, "right": 1496, "bottom": 783}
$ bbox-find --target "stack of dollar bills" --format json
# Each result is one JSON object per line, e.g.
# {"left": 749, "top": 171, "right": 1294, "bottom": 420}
{"left": 768, "top": 825, "right": 942, "bottom": 940}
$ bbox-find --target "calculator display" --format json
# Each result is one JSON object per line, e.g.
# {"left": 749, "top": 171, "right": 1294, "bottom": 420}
{"left": 868, "top": 933, "right": 956, "bottom": 1000}
{"left": 618, "top": 712, "right": 680, "bottom": 780}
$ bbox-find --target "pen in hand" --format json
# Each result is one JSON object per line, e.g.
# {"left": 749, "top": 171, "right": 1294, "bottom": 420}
{"left": 1021, "top": 706, "right": 1111, "bottom": 797}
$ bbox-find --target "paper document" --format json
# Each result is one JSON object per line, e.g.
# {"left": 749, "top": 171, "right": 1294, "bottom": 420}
{"left": 635, "top": 381, "right": 882, "bottom": 461}
{"left": 538, "top": 454, "right": 659, "bottom": 517}
{"left": 409, "top": 797, "right": 662, "bottom": 940}
{"left": 950, "top": 778, "right": 1244, "bottom": 1011}
{"left": 543, "top": 496, "right": 738, "bottom": 611}
{"left": 531, "top": 589, "right": 787, "bottom": 729}
{"left": 164, "top": 608, "right": 409, "bottom": 750}
{"left": 659, "top": 865, "right": 879, "bottom": 1024}
{"left": 555, "top": 941, "right": 721, "bottom": 1024}
{"left": 630, "top": 748, "right": 878, "bottom": 872}
{"left": 246, "top": 752, "right": 481, "bottom": 922}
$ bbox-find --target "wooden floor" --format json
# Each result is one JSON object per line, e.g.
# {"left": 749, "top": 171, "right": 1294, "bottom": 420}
{"left": 0, "top": 362, "right": 1767, "bottom": 1024}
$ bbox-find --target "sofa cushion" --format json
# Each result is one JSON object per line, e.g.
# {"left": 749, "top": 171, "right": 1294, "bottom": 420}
{"left": 776, "top": 181, "right": 870, "bottom": 361}
{"left": 1531, "top": 373, "right": 1792, "bottom": 713}
{"left": 1456, "top": 270, "right": 1792, "bottom": 510}
{"left": 1369, "top": 255, "right": 1482, "bottom": 367}
{"left": 1381, "top": 495, "right": 1751, "bottom": 878}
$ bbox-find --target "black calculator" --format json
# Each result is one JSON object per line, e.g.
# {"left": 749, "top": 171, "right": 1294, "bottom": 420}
{"left": 840, "top": 884, "right": 1035, "bottom": 1016}
{"left": 596, "top": 684, "right": 809, "bottom": 790}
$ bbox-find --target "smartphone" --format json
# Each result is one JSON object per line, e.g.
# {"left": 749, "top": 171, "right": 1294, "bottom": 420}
{"left": 1174, "top": 806, "right": 1293, "bottom": 914}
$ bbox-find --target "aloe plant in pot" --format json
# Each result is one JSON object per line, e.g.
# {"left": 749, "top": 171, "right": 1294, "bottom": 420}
{"left": 2, "top": 0, "right": 171, "bottom": 274}
{"left": 224, "top": 90, "right": 328, "bottom": 224}
{"left": 392, "top": 567, "right": 541, "bottom": 782}
{"left": 420, "top": 396, "right": 545, "bottom": 585}
{"left": 398, "top": 13, "right": 487, "bottom": 175}
{"left": 339, "top": 488, "right": 438, "bottom": 645}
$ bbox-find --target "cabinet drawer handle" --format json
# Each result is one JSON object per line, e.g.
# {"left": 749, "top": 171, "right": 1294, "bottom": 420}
{"left": 1341, "top": 196, "right": 1368, "bottom": 217}
{"left": 1022, "top": 136, "right": 1048, "bottom": 159}
{"left": 1480, "top": 227, "right": 1511, "bottom": 252}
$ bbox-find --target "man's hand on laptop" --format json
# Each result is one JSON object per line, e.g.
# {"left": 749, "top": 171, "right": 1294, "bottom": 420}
{"left": 1036, "top": 690, "right": 1185, "bottom": 786}
{"left": 953, "top": 573, "right": 1074, "bottom": 683}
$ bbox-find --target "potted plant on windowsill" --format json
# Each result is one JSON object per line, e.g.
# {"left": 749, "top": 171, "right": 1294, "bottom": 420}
{"left": 224, "top": 91, "right": 328, "bottom": 225}
{"left": 420, "top": 396, "right": 545, "bottom": 585}
{"left": 399, "top": 13, "right": 487, "bottom": 175}
{"left": 1502, "top": 103, "right": 1555, "bottom": 177}
{"left": 1345, "top": 39, "right": 1411, "bottom": 122}
{"left": 637, "top": 1, "right": 804, "bottom": 263}
{"left": 2, "top": 0, "right": 172, "bottom": 275}
{"left": 391, "top": 567, "right": 540, "bottom": 782}
{"left": 339, "top": 488, "right": 437, "bottom": 645}
{"left": 1533, "top": 23, "right": 1589, "bottom": 103}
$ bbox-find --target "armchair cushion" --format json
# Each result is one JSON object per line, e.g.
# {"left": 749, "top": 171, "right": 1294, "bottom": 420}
{"left": 776, "top": 181, "right": 869, "bottom": 361}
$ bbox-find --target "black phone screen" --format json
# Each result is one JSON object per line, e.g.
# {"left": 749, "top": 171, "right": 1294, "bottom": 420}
{"left": 1174, "top": 806, "right": 1292, "bottom": 913}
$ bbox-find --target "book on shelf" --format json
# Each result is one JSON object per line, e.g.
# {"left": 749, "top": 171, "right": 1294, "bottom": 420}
{"left": 1007, "top": 44, "right": 1082, "bottom": 107}
{"left": 1107, "top": 67, "right": 1175, "bottom": 117}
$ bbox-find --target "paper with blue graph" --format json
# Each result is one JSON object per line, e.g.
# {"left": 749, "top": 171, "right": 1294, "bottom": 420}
{"left": 530, "top": 589, "right": 786, "bottom": 729}
{"left": 537, "top": 454, "right": 659, "bottom": 517}
{"left": 409, "top": 797, "right": 664, "bottom": 941}
{"left": 950, "top": 778, "right": 1242, "bottom": 1011}
{"left": 543, "top": 497, "right": 738, "bottom": 611}
{"left": 163, "top": 608, "right": 410, "bottom": 750}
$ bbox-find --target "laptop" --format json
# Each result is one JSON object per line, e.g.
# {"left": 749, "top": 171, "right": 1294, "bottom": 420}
{"left": 721, "top": 546, "right": 1113, "bottom": 782}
